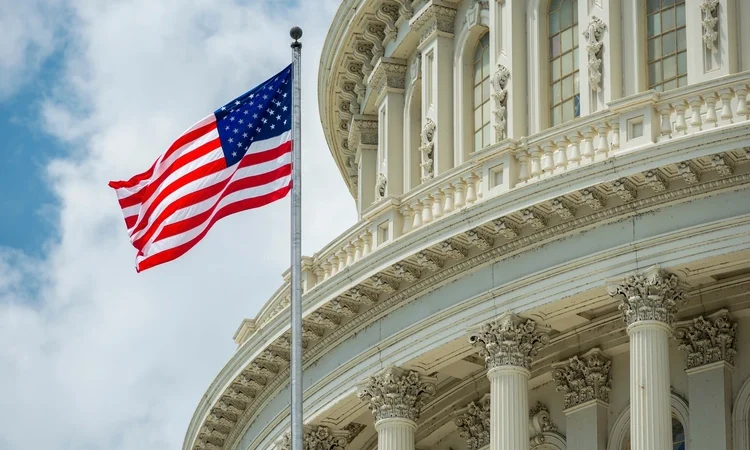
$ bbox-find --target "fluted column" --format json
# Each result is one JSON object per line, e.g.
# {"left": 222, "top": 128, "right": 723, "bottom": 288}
{"left": 675, "top": 309, "right": 737, "bottom": 450}
{"left": 358, "top": 366, "right": 436, "bottom": 450}
{"left": 607, "top": 267, "right": 686, "bottom": 450}
{"left": 468, "top": 313, "right": 551, "bottom": 450}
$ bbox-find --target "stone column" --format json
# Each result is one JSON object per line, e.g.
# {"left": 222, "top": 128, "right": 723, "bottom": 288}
{"left": 358, "top": 366, "right": 437, "bottom": 450}
{"left": 371, "top": 58, "right": 407, "bottom": 199}
{"left": 552, "top": 348, "right": 612, "bottom": 450}
{"left": 349, "top": 115, "right": 378, "bottom": 214}
{"left": 675, "top": 309, "right": 737, "bottom": 450}
{"left": 468, "top": 313, "right": 551, "bottom": 450}
{"left": 607, "top": 267, "right": 686, "bottom": 450}
{"left": 491, "top": 0, "right": 527, "bottom": 140}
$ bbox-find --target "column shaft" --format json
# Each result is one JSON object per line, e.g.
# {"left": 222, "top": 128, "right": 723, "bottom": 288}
{"left": 489, "top": 366, "right": 529, "bottom": 450}
{"left": 376, "top": 418, "right": 416, "bottom": 450}
{"left": 628, "top": 321, "right": 672, "bottom": 450}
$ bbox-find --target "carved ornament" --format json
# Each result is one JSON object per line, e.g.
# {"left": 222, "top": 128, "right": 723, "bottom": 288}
{"left": 551, "top": 348, "right": 612, "bottom": 409}
{"left": 468, "top": 313, "right": 551, "bottom": 370}
{"left": 583, "top": 16, "right": 606, "bottom": 92}
{"left": 674, "top": 309, "right": 737, "bottom": 369}
{"left": 606, "top": 266, "right": 686, "bottom": 327}
{"left": 454, "top": 395, "right": 490, "bottom": 450}
{"left": 358, "top": 366, "right": 437, "bottom": 422}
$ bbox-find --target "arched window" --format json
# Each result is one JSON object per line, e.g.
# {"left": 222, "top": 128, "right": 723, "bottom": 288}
{"left": 621, "top": 416, "right": 686, "bottom": 450}
{"left": 647, "top": 0, "right": 687, "bottom": 91}
{"left": 548, "top": 0, "right": 580, "bottom": 126}
{"left": 473, "top": 32, "right": 491, "bottom": 152}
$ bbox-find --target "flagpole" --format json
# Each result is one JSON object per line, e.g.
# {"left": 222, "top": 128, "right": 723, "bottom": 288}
{"left": 289, "top": 26, "right": 304, "bottom": 450}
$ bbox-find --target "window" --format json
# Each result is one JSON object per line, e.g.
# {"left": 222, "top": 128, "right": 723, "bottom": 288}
{"left": 473, "top": 32, "right": 491, "bottom": 152}
{"left": 647, "top": 0, "right": 687, "bottom": 91}
{"left": 548, "top": 0, "right": 580, "bottom": 126}
{"left": 622, "top": 417, "right": 686, "bottom": 450}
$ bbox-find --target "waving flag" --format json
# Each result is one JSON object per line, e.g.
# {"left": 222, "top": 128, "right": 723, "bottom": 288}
{"left": 109, "top": 65, "right": 293, "bottom": 272}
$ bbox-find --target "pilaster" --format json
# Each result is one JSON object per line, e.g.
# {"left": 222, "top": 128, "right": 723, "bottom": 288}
{"left": 675, "top": 309, "right": 738, "bottom": 450}
{"left": 412, "top": 2, "right": 456, "bottom": 178}
{"left": 358, "top": 366, "right": 436, "bottom": 450}
{"left": 552, "top": 348, "right": 611, "bottom": 450}
{"left": 350, "top": 115, "right": 379, "bottom": 214}
{"left": 685, "top": 0, "right": 740, "bottom": 82}
{"left": 580, "top": 0, "right": 622, "bottom": 112}
{"left": 371, "top": 58, "right": 407, "bottom": 198}
{"left": 492, "top": 0, "right": 527, "bottom": 140}
{"left": 468, "top": 313, "right": 551, "bottom": 450}
{"left": 607, "top": 266, "right": 687, "bottom": 450}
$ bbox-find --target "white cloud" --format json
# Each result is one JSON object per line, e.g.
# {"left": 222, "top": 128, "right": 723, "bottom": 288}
{"left": 0, "top": 0, "right": 64, "bottom": 99}
{"left": 0, "top": 1, "right": 356, "bottom": 449}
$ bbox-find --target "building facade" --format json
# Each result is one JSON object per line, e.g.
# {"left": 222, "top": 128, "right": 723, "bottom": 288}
{"left": 183, "top": 1, "right": 750, "bottom": 450}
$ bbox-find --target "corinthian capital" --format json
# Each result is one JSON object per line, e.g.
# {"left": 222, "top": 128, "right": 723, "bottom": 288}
{"left": 606, "top": 266, "right": 686, "bottom": 327}
{"left": 674, "top": 309, "right": 737, "bottom": 370}
{"left": 551, "top": 348, "right": 611, "bottom": 410}
{"left": 277, "top": 426, "right": 350, "bottom": 450}
{"left": 468, "top": 313, "right": 551, "bottom": 370}
{"left": 454, "top": 395, "right": 490, "bottom": 450}
{"left": 357, "top": 366, "right": 437, "bottom": 422}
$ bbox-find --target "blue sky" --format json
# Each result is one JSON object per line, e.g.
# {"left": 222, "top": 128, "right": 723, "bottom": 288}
{"left": 0, "top": 1, "right": 356, "bottom": 449}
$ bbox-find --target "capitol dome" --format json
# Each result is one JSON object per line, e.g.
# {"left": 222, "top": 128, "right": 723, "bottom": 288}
{"left": 184, "top": 1, "right": 750, "bottom": 450}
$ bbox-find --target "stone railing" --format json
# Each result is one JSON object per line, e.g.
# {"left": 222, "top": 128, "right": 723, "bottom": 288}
{"left": 248, "top": 72, "right": 750, "bottom": 341}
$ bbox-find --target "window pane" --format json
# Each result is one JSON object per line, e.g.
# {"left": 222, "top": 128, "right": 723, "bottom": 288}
{"left": 474, "top": 85, "right": 482, "bottom": 106}
{"left": 678, "top": 75, "right": 687, "bottom": 86}
{"left": 573, "top": 51, "right": 579, "bottom": 70}
{"left": 676, "top": 3, "right": 686, "bottom": 27}
{"left": 648, "top": 37, "right": 661, "bottom": 61}
{"left": 550, "top": 0, "right": 562, "bottom": 11}
{"left": 663, "top": 79, "right": 676, "bottom": 91}
{"left": 550, "top": 10, "right": 560, "bottom": 34}
{"left": 664, "top": 0, "right": 675, "bottom": 6}
{"left": 474, "top": 61, "right": 482, "bottom": 84}
{"left": 647, "top": 0, "right": 661, "bottom": 14}
{"left": 474, "top": 108, "right": 482, "bottom": 131}
{"left": 552, "top": 81, "right": 562, "bottom": 104}
{"left": 663, "top": 55, "right": 677, "bottom": 79}
{"left": 551, "top": 34, "right": 561, "bottom": 58}
{"left": 574, "top": 93, "right": 580, "bottom": 117}
{"left": 649, "top": 61, "right": 662, "bottom": 86}
{"left": 552, "top": 105, "right": 562, "bottom": 126}
{"left": 561, "top": 0, "right": 573, "bottom": 27}
{"left": 677, "top": 51, "right": 687, "bottom": 76}
{"left": 482, "top": 47, "right": 490, "bottom": 77}
{"left": 574, "top": 72, "right": 580, "bottom": 94}
{"left": 483, "top": 102, "right": 490, "bottom": 125}
{"left": 562, "top": 28, "right": 573, "bottom": 52}
{"left": 562, "top": 52, "right": 573, "bottom": 75}
{"left": 483, "top": 125, "right": 491, "bottom": 147}
{"left": 551, "top": 58, "right": 561, "bottom": 81}
{"left": 474, "top": 131, "right": 482, "bottom": 151}
{"left": 482, "top": 80, "right": 490, "bottom": 101}
{"left": 677, "top": 28, "right": 686, "bottom": 51}
{"left": 663, "top": 31, "right": 676, "bottom": 55}
{"left": 572, "top": 0, "right": 578, "bottom": 24}
{"left": 573, "top": 24, "right": 578, "bottom": 47}
{"left": 648, "top": 13, "right": 661, "bottom": 36}
{"left": 662, "top": 7, "right": 675, "bottom": 31}
{"left": 563, "top": 99, "right": 574, "bottom": 121}
{"left": 562, "top": 75, "right": 573, "bottom": 99}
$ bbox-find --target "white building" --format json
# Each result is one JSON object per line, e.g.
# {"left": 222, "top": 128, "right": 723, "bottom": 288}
{"left": 183, "top": 1, "right": 750, "bottom": 450}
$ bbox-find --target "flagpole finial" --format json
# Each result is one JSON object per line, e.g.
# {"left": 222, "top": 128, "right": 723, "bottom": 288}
{"left": 290, "top": 26, "right": 303, "bottom": 47}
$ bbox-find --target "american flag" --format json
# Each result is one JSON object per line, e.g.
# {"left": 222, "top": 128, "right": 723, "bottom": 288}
{"left": 109, "top": 65, "right": 293, "bottom": 272}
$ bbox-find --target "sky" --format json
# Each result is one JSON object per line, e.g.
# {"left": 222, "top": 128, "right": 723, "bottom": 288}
{"left": 0, "top": 1, "right": 357, "bottom": 449}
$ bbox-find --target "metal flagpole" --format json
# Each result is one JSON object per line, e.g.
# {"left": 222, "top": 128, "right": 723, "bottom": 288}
{"left": 289, "top": 26, "right": 304, "bottom": 450}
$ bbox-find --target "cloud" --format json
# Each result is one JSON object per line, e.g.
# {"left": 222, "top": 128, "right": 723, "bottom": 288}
{"left": 0, "top": 1, "right": 356, "bottom": 449}
{"left": 0, "top": 0, "right": 65, "bottom": 99}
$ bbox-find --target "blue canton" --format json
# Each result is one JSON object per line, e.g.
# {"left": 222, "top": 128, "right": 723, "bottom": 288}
{"left": 215, "top": 65, "right": 292, "bottom": 167}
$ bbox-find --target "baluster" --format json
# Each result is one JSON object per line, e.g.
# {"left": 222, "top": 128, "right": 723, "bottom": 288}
{"left": 422, "top": 196, "right": 434, "bottom": 223}
{"left": 529, "top": 147, "right": 543, "bottom": 179}
{"left": 567, "top": 133, "right": 581, "bottom": 167}
{"left": 542, "top": 142, "right": 555, "bottom": 175}
{"left": 517, "top": 151, "right": 529, "bottom": 182}
{"left": 704, "top": 94, "right": 718, "bottom": 128}
{"left": 736, "top": 85, "right": 749, "bottom": 120}
{"left": 329, "top": 255, "right": 339, "bottom": 276}
{"left": 688, "top": 96, "right": 704, "bottom": 131}
{"left": 596, "top": 124, "right": 609, "bottom": 159}
{"left": 322, "top": 261, "right": 332, "bottom": 280}
{"left": 362, "top": 232, "right": 372, "bottom": 255}
{"left": 718, "top": 88, "right": 734, "bottom": 122}
{"left": 337, "top": 249, "right": 347, "bottom": 271}
{"left": 582, "top": 128, "right": 596, "bottom": 161}
{"left": 345, "top": 244, "right": 355, "bottom": 266}
{"left": 432, "top": 190, "right": 444, "bottom": 219}
{"left": 400, "top": 206, "right": 413, "bottom": 234}
{"left": 673, "top": 102, "right": 688, "bottom": 135}
{"left": 658, "top": 105, "right": 673, "bottom": 141}
{"left": 354, "top": 238, "right": 364, "bottom": 261}
{"left": 412, "top": 202, "right": 424, "bottom": 229}
{"left": 610, "top": 121, "right": 620, "bottom": 151}
{"left": 554, "top": 137, "right": 569, "bottom": 170}
{"left": 314, "top": 266, "right": 325, "bottom": 284}
{"left": 443, "top": 185, "right": 456, "bottom": 214}
{"left": 465, "top": 175, "right": 478, "bottom": 203}
{"left": 454, "top": 180, "right": 467, "bottom": 208}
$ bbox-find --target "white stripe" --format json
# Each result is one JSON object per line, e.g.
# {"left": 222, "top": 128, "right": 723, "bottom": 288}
{"left": 114, "top": 125, "right": 220, "bottom": 198}
{"left": 137, "top": 174, "right": 291, "bottom": 259}
{"left": 130, "top": 150, "right": 291, "bottom": 244}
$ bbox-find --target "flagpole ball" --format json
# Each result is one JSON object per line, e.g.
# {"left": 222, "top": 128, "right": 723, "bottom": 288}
{"left": 290, "top": 26, "right": 303, "bottom": 42}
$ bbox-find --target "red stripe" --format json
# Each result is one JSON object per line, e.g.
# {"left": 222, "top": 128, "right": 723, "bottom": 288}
{"left": 129, "top": 142, "right": 291, "bottom": 240}
{"left": 108, "top": 121, "right": 217, "bottom": 190}
{"left": 151, "top": 164, "right": 292, "bottom": 244}
{"left": 124, "top": 215, "right": 138, "bottom": 230}
{"left": 135, "top": 184, "right": 291, "bottom": 272}
{"left": 118, "top": 136, "right": 222, "bottom": 209}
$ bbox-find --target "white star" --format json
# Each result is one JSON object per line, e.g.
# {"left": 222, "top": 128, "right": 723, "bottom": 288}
{"left": 221, "top": 106, "right": 226, "bottom": 111}
{"left": 228, "top": 137, "right": 234, "bottom": 143}
{"left": 249, "top": 101, "right": 254, "bottom": 106}
{"left": 256, "top": 127, "right": 261, "bottom": 132}
{"left": 243, "top": 110, "right": 249, "bottom": 115}
{"left": 232, "top": 151, "right": 237, "bottom": 157}
{"left": 263, "top": 94, "right": 268, "bottom": 99}
{"left": 284, "top": 119, "right": 288, "bottom": 125}
{"left": 225, "top": 126, "right": 230, "bottom": 130}
{"left": 262, "top": 118, "right": 268, "bottom": 124}
{"left": 233, "top": 128, "right": 239, "bottom": 133}
{"left": 253, "top": 113, "right": 258, "bottom": 119}
{"left": 276, "top": 115, "right": 281, "bottom": 120}
{"left": 270, "top": 124, "right": 275, "bottom": 129}
{"left": 238, "top": 119, "right": 244, "bottom": 124}
{"left": 257, "top": 104, "right": 262, "bottom": 109}
{"left": 283, "top": 93, "right": 288, "bottom": 98}
{"left": 237, "top": 141, "right": 242, "bottom": 147}
{"left": 243, "top": 133, "right": 248, "bottom": 138}
{"left": 282, "top": 106, "right": 288, "bottom": 111}
{"left": 230, "top": 116, "right": 235, "bottom": 122}
{"left": 235, "top": 100, "right": 240, "bottom": 105}
{"left": 250, "top": 94, "right": 254, "bottom": 98}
